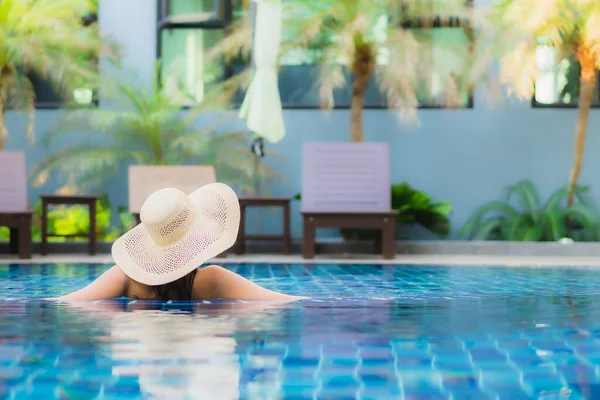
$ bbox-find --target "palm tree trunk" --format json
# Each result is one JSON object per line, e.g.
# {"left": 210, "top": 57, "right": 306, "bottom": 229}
{"left": 567, "top": 46, "right": 597, "bottom": 205}
{"left": 0, "top": 103, "right": 6, "bottom": 151}
{"left": 350, "top": 40, "right": 375, "bottom": 143}
{"left": 350, "top": 78, "right": 369, "bottom": 143}
{"left": 0, "top": 70, "right": 8, "bottom": 151}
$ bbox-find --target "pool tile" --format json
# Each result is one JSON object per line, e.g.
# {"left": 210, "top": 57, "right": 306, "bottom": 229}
{"left": 494, "top": 390, "right": 532, "bottom": 400}
{"left": 361, "top": 385, "right": 402, "bottom": 399}
{"left": 321, "top": 357, "right": 358, "bottom": 368}
{"left": 281, "top": 356, "right": 320, "bottom": 368}
{"left": 440, "top": 373, "right": 479, "bottom": 391}
{"left": 403, "top": 387, "right": 449, "bottom": 400}
{"left": 469, "top": 348, "right": 507, "bottom": 362}
{"left": 396, "top": 356, "right": 434, "bottom": 370}
{"left": 6, "top": 263, "right": 600, "bottom": 398}
{"left": 450, "top": 389, "right": 495, "bottom": 399}
{"left": 0, "top": 367, "right": 27, "bottom": 385}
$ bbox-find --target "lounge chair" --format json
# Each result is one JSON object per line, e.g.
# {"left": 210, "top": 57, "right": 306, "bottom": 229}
{"left": 128, "top": 165, "right": 227, "bottom": 258}
{"left": 300, "top": 142, "right": 397, "bottom": 259}
{"left": 0, "top": 152, "right": 32, "bottom": 259}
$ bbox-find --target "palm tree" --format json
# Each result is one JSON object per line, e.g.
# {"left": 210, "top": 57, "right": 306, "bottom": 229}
{"left": 30, "top": 66, "right": 283, "bottom": 194}
{"left": 0, "top": 0, "right": 117, "bottom": 149}
{"left": 212, "top": 0, "right": 485, "bottom": 142}
{"left": 492, "top": 0, "right": 600, "bottom": 205}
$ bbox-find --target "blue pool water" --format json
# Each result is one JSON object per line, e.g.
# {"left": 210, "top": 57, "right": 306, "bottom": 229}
{"left": 1, "top": 263, "right": 600, "bottom": 399}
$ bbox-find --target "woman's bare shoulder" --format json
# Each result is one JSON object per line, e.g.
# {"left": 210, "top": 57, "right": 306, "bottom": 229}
{"left": 192, "top": 265, "right": 225, "bottom": 299}
{"left": 192, "top": 265, "right": 306, "bottom": 301}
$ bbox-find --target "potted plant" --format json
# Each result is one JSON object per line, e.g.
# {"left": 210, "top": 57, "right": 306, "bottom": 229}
{"left": 490, "top": 0, "right": 600, "bottom": 205}
{"left": 459, "top": 180, "right": 600, "bottom": 241}
{"left": 0, "top": 0, "right": 117, "bottom": 211}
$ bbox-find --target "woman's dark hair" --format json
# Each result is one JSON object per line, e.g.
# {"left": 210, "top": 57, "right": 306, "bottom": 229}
{"left": 150, "top": 269, "right": 198, "bottom": 301}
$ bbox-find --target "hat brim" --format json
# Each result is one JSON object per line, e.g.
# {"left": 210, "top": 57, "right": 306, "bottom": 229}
{"left": 111, "top": 183, "right": 240, "bottom": 286}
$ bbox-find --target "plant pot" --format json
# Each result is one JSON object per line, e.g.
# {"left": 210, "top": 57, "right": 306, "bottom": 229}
{"left": 0, "top": 151, "right": 28, "bottom": 212}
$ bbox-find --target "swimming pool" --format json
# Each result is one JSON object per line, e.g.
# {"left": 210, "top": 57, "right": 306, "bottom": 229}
{"left": 1, "top": 263, "right": 600, "bottom": 399}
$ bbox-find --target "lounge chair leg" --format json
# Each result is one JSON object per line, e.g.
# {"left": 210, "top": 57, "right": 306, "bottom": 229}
{"left": 41, "top": 199, "right": 48, "bottom": 256}
{"left": 89, "top": 200, "right": 97, "bottom": 256}
{"left": 9, "top": 228, "right": 18, "bottom": 254}
{"left": 382, "top": 218, "right": 395, "bottom": 260}
{"left": 374, "top": 232, "right": 382, "bottom": 255}
{"left": 235, "top": 203, "right": 246, "bottom": 255}
{"left": 302, "top": 215, "right": 315, "bottom": 259}
{"left": 283, "top": 202, "right": 291, "bottom": 255}
{"left": 19, "top": 219, "right": 31, "bottom": 259}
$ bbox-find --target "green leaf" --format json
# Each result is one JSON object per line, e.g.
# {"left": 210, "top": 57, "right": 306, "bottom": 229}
{"left": 507, "top": 179, "right": 540, "bottom": 222}
{"left": 542, "top": 186, "right": 569, "bottom": 212}
{"left": 522, "top": 226, "right": 542, "bottom": 242}
{"left": 470, "top": 218, "right": 505, "bottom": 240}
{"left": 431, "top": 201, "right": 453, "bottom": 216}
{"left": 542, "top": 210, "right": 565, "bottom": 241}
{"left": 563, "top": 203, "right": 600, "bottom": 241}
{"left": 458, "top": 201, "right": 518, "bottom": 239}
{"left": 505, "top": 214, "right": 532, "bottom": 241}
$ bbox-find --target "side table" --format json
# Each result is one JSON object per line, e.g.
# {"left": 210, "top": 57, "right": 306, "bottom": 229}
{"left": 235, "top": 197, "right": 291, "bottom": 255}
{"left": 41, "top": 195, "right": 99, "bottom": 256}
{"left": 0, "top": 212, "right": 33, "bottom": 259}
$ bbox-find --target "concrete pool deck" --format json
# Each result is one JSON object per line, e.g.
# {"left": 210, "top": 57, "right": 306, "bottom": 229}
{"left": 4, "top": 253, "right": 600, "bottom": 267}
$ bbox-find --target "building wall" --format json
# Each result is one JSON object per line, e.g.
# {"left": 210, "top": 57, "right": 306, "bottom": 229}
{"left": 4, "top": 0, "right": 600, "bottom": 240}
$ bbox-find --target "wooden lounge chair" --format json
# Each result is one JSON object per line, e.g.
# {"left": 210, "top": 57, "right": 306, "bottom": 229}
{"left": 0, "top": 152, "right": 32, "bottom": 259}
{"left": 128, "top": 165, "right": 228, "bottom": 258}
{"left": 301, "top": 142, "right": 397, "bottom": 259}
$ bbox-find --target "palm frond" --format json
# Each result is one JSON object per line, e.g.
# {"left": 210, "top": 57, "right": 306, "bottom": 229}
{"left": 30, "top": 144, "right": 135, "bottom": 190}
{"left": 492, "top": 0, "right": 600, "bottom": 100}
{"left": 581, "top": 7, "right": 600, "bottom": 64}
{"left": 34, "top": 61, "right": 286, "bottom": 192}
{"left": 0, "top": 0, "right": 120, "bottom": 145}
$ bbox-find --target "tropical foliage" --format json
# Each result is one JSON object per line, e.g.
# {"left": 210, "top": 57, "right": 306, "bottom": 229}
{"left": 491, "top": 0, "right": 600, "bottom": 205}
{"left": 0, "top": 195, "right": 128, "bottom": 243}
{"left": 458, "top": 180, "right": 600, "bottom": 242}
{"left": 391, "top": 183, "right": 453, "bottom": 237}
{"left": 30, "top": 65, "right": 284, "bottom": 194}
{"left": 0, "top": 0, "right": 118, "bottom": 149}
{"left": 211, "top": 0, "right": 488, "bottom": 142}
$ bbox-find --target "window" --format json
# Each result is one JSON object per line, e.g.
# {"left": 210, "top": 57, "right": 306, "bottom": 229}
{"left": 158, "top": 0, "right": 473, "bottom": 109}
{"left": 533, "top": 46, "right": 600, "bottom": 108}
{"left": 34, "top": 13, "right": 99, "bottom": 109}
{"left": 157, "top": 0, "right": 248, "bottom": 106}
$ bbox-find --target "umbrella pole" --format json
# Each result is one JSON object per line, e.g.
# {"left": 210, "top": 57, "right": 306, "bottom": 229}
{"left": 253, "top": 153, "right": 261, "bottom": 196}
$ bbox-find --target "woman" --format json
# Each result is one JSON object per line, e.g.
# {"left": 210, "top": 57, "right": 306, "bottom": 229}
{"left": 54, "top": 183, "right": 303, "bottom": 302}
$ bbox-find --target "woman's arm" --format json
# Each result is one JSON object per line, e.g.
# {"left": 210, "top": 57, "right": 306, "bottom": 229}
{"left": 50, "top": 265, "right": 129, "bottom": 301}
{"left": 194, "top": 265, "right": 306, "bottom": 301}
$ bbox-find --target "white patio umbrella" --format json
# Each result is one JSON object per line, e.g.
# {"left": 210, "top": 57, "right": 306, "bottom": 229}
{"left": 239, "top": 0, "right": 285, "bottom": 144}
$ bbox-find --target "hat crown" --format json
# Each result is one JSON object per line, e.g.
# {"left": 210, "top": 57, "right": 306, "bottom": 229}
{"left": 140, "top": 188, "right": 196, "bottom": 246}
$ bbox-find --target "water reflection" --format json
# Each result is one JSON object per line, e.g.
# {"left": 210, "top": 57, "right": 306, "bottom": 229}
{"left": 1, "top": 293, "right": 600, "bottom": 398}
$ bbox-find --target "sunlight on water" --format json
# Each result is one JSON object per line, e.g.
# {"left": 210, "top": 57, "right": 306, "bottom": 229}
{"left": 1, "top": 263, "right": 600, "bottom": 399}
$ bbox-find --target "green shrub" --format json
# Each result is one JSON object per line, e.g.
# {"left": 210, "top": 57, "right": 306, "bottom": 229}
{"left": 459, "top": 179, "right": 600, "bottom": 241}
{"left": 0, "top": 195, "right": 135, "bottom": 243}
{"left": 340, "top": 182, "right": 453, "bottom": 240}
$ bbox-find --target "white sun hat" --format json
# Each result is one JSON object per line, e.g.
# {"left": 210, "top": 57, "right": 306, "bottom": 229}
{"left": 111, "top": 182, "right": 240, "bottom": 286}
